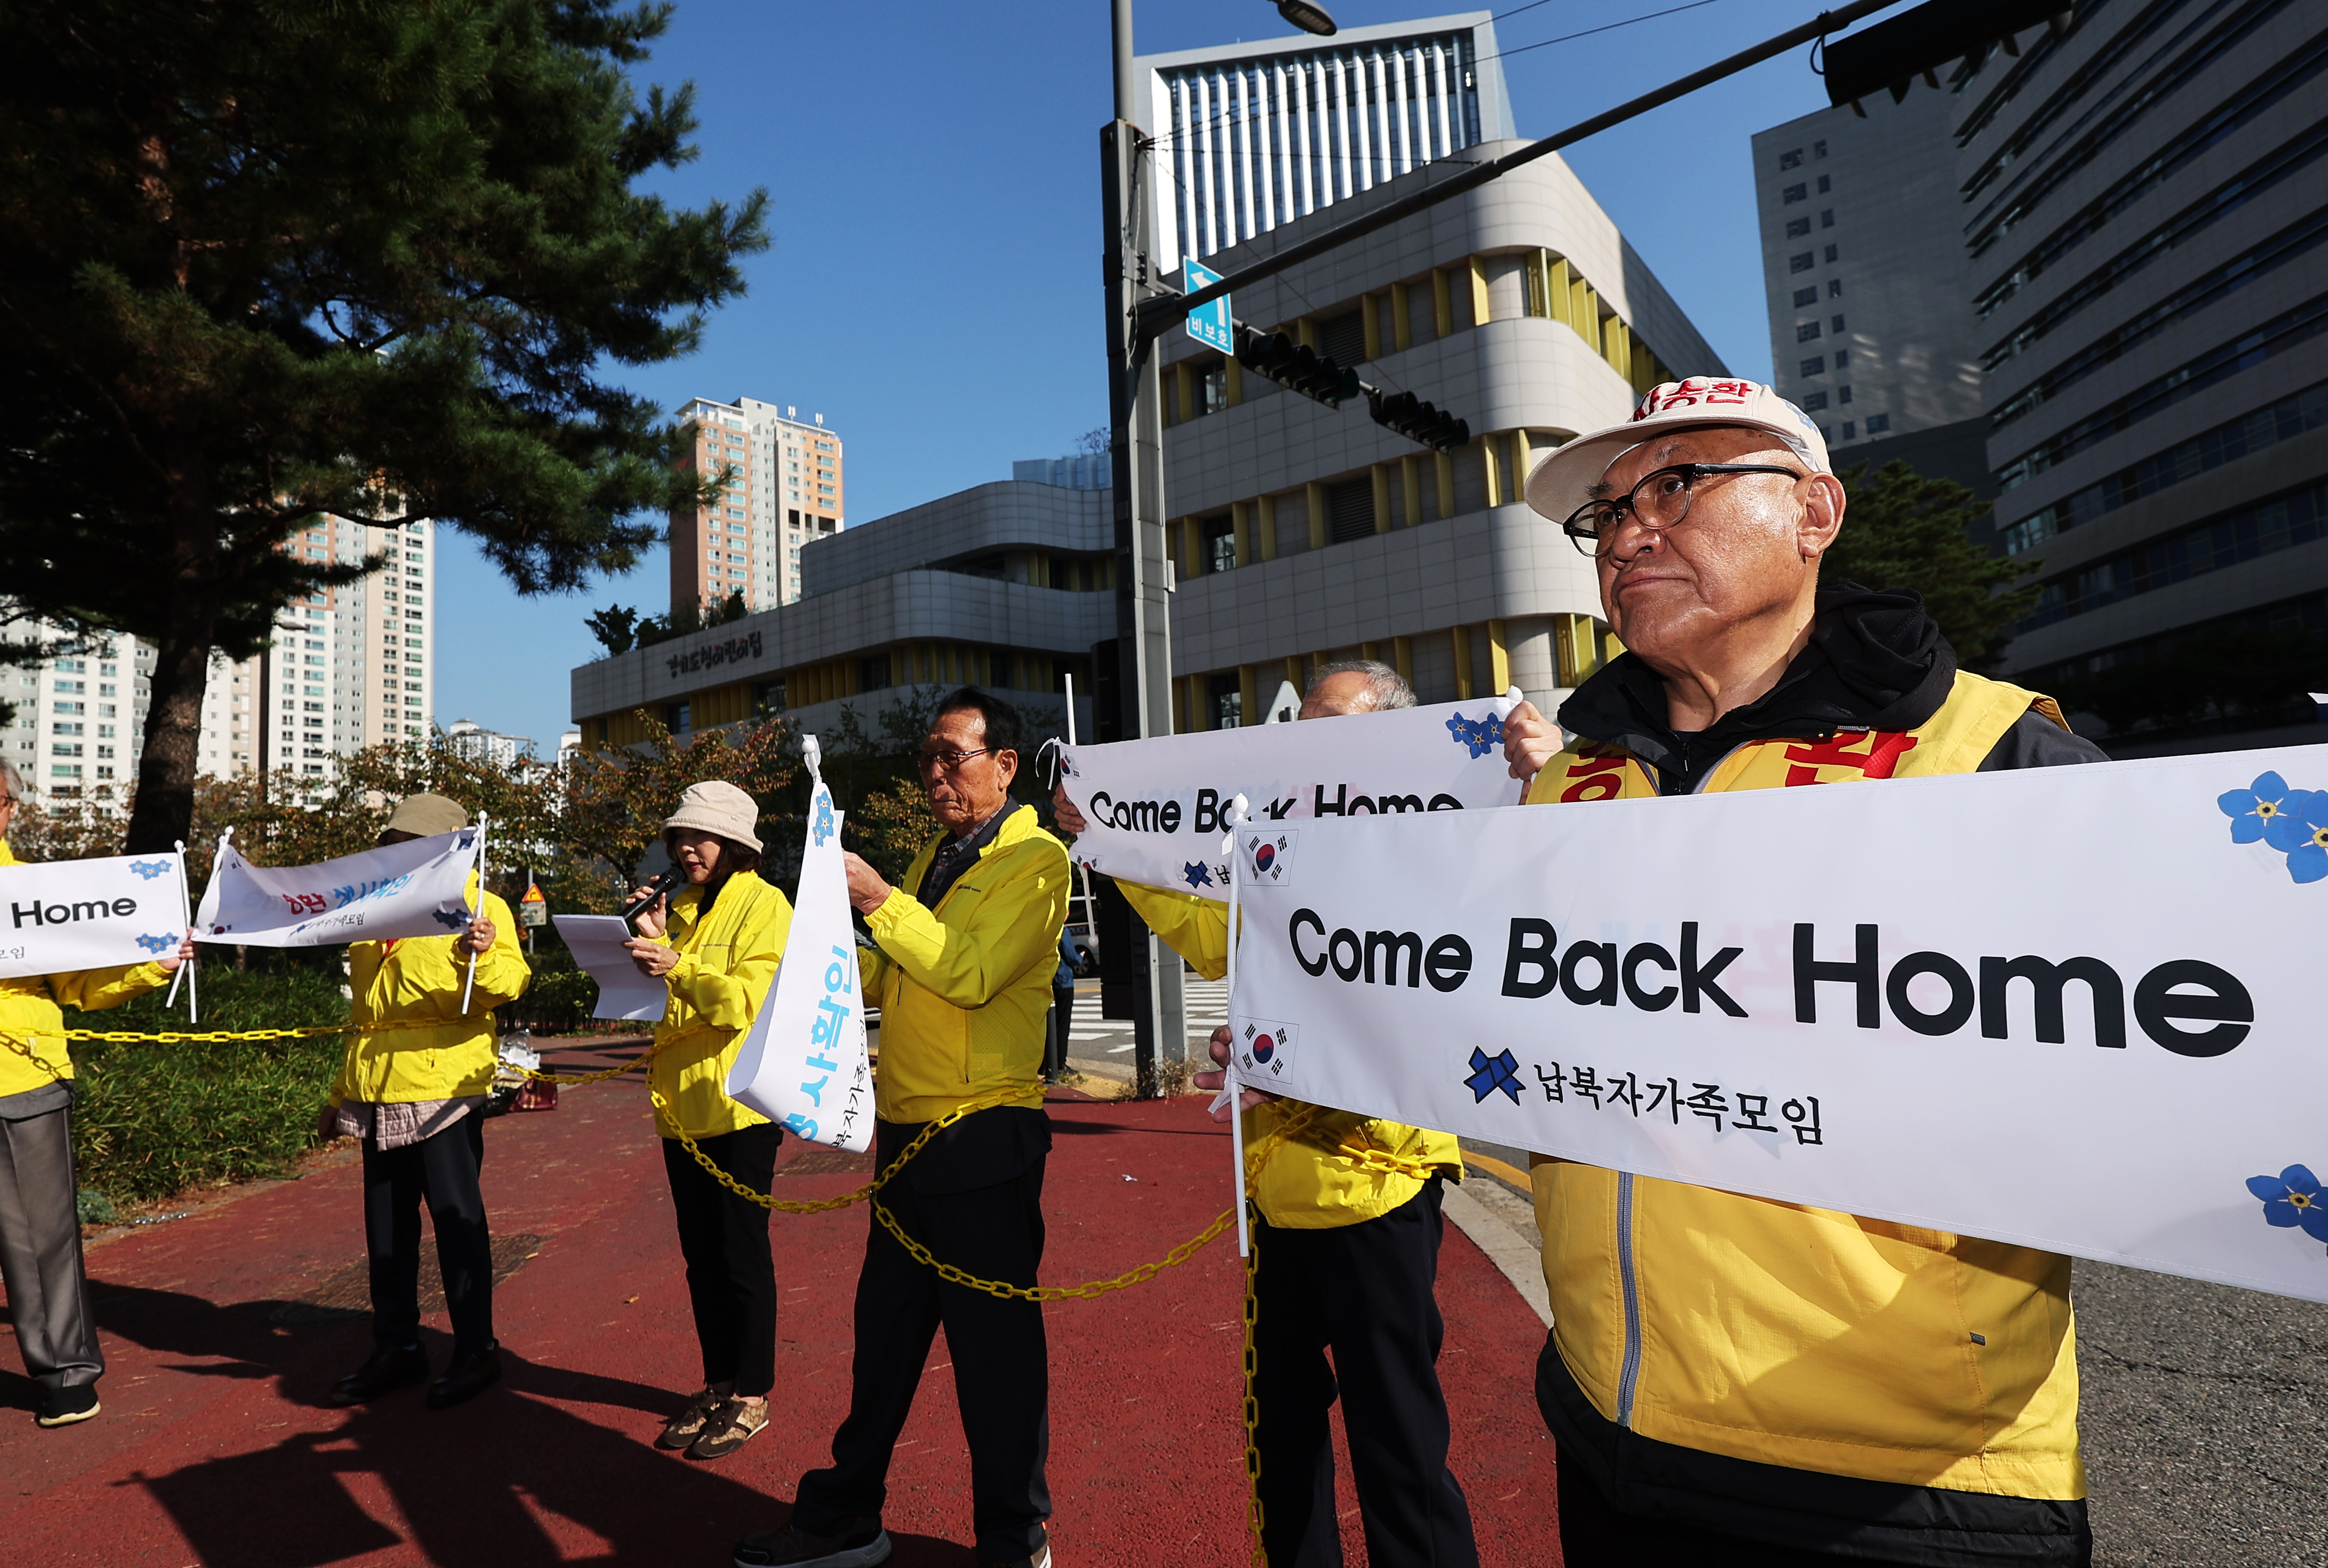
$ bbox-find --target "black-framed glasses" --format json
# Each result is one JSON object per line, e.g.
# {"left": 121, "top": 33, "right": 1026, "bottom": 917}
{"left": 917, "top": 745, "right": 995, "bottom": 775}
{"left": 1561, "top": 463, "right": 1805, "bottom": 557}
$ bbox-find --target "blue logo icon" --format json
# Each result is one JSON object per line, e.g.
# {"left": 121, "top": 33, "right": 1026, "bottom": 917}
{"left": 133, "top": 932, "right": 177, "bottom": 954}
{"left": 1182, "top": 861, "right": 1215, "bottom": 890}
{"left": 1446, "top": 712, "right": 1500, "bottom": 759}
{"left": 1465, "top": 1047, "right": 1523, "bottom": 1104}
{"left": 2246, "top": 1164, "right": 2328, "bottom": 1256}
{"left": 129, "top": 859, "right": 172, "bottom": 881}
{"left": 812, "top": 788, "right": 837, "bottom": 849}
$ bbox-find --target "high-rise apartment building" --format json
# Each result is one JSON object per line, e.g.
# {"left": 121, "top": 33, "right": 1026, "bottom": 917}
{"left": 672, "top": 396, "right": 844, "bottom": 615}
{"left": 1138, "top": 10, "right": 1514, "bottom": 273}
{"left": 1965, "top": 0, "right": 2328, "bottom": 752}
{"left": 1751, "top": 89, "right": 1989, "bottom": 487}
{"left": 3, "top": 515, "right": 434, "bottom": 798}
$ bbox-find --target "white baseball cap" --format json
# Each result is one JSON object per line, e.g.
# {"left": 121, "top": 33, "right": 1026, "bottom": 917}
{"left": 1523, "top": 377, "right": 1832, "bottom": 526}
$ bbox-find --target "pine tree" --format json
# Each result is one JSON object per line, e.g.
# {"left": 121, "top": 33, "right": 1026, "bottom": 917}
{"left": 0, "top": 0, "right": 767, "bottom": 849}
{"left": 1824, "top": 461, "right": 2039, "bottom": 669}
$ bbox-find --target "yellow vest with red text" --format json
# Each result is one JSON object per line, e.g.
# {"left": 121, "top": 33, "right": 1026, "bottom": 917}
{"left": 1525, "top": 670, "right": 2086, "bottom": 1500}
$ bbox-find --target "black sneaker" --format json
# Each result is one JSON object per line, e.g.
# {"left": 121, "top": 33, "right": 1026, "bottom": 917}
{"left": 327, "top": 1345, "right": 429, "bottom": 1406}
{"left": 732, "top": 1517, "right": 892, "bottom": 1567}
{"left": 35, "top": 1384, "right": 100, "bottom": 1428}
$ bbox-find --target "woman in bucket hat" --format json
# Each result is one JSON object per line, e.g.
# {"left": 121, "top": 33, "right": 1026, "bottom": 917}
{"left": 622, "top": 780, "right": 794, "bottom": 1461}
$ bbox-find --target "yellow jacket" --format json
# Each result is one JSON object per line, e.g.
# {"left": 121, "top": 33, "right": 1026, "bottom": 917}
{"left": 647, "top": 870, "right": 793, "bottom": 1140}
{"left": 1526, "top": 670, "right": 2084, "bottom": 1499}
{"left": 334, "top": 877, "right": 530, "bottom": 1106}
{"left": 862, "top": 804, "right": 1067, "bottom": 1124}
{"left": 1117, "top": 878, "right": 1463, "bottom": 1230}
{"left": 0, "top": 840, "right": 172, "bottom": 1097}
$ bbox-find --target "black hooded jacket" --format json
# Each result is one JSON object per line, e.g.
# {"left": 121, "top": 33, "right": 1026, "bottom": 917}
{"left": 1555, "top": 582, "right": 2106, "bottom": 794}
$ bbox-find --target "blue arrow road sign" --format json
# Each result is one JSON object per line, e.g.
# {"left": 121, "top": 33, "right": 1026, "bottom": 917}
{"left": 1183, "top": 259, "right": 1232, "bottom": 354}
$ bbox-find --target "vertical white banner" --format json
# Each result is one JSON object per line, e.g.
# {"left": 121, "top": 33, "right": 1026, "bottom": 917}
{"left": 725, "top": 740, "right": 873, "bottom": 1151}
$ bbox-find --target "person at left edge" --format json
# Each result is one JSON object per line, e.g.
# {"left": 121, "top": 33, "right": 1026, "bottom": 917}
{"left": 737, "top": 687, "right": 1067, "bottom": 1568}
{"left": 622, "top": 780, "right": 794, "bottom": 1463}
{"left": 321, "top": 792, "right": 528, "bottom": 1411}
{"left": 0, "top": 761, "right": 193, "bottom": 1430}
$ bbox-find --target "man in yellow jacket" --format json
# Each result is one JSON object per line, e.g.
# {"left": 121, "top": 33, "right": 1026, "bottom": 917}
{"left": 0, "top": 764, "right": 191, "bottom": 1428}
{"left": 1055, "top": 663, "right": 1478, "bottom": 1568}
{"left": 741, "top": 689, "right": 1067, "bottom": 1568}
{"left": 321, "top": 792, "right": 530, "bottom": 1411}
{"left": 1502, "top": 380, "right": 2105, "bottom": 1567}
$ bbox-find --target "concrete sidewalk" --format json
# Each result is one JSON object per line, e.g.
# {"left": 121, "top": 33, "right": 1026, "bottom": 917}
{"left": 0, "top": 1051, "right": 1560, "bottom": 1567}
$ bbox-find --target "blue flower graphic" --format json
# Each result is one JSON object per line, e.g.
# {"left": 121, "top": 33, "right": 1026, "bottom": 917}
{"left": 133, "top": 932, "right": 177, "bottom": 954}
{"left": 1446, "top": 712, "right": 1500, "bottom": 759}
{"left": 811, "top": 788, "right": 836, "bottom": 848}
{"left": 2217, "top": 772, "right": 2296, "bottom": 843}
{"left": 2261, "top": 789, "right": 2328, "bottom": 884}
{"left": 2245, "top": 1164, "right": 2328, "bottom": 1243}
{"left": 128, "top": 859, "right": 172, "bottom": 881}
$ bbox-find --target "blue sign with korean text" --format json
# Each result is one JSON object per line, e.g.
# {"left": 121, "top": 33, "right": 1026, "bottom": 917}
{"left": 1184, "top": 259, "right": 1232, "bottom": 354}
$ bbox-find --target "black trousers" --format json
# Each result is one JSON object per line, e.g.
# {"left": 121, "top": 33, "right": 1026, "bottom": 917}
{"left": 793, "top": 1115, "right": 1050, "bottom": 1565}
{"left": 661, "top": 1122, "right": 783, "bottom": 1397}
{"left": 362, "top": 1113, "right": 493, "bottom": 1357}
{"left": 1252, "top": 1179, "right": 1478, "bottom": 1568}
{"left": 0, "top": 1105, "right": 102, "bottom": 1393}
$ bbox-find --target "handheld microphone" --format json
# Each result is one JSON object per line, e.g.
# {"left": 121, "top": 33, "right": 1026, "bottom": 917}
{"left": 619, "top": 867, "right": 685, "bottom": 926}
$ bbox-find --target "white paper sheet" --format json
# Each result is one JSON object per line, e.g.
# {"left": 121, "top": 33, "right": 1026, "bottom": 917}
{"left": 552, "top": 913, "right": 669, "bottom": 1022}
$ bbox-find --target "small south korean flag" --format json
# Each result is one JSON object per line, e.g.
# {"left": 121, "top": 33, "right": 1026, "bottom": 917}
{"left": 1236, "top": 1018, "right": 1300, "bottom": 1080}
{"left": 1243, "top": 829, "right": 1297, "bottom": 886}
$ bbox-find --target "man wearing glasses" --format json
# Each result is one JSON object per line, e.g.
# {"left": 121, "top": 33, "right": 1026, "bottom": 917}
{"left": 1498, "top": 379, "right": 2105, "bottom": 1567}
{"left": 741, "top": 688, "right": 1067, "bottom": 1568}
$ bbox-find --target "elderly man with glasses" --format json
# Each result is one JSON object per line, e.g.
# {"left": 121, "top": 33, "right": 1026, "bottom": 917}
{"left": 1499, "top": 379, "right": 2106, "bottom": 1568}
{"left": 741, "top": 688, "right": 1069, "bottom": 1568}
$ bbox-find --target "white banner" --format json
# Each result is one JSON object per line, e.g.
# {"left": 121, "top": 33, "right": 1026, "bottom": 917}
{"left": 726, "top": 742, "right": 872, "bottom": 1151}
{"left": 1230, "top": 746, "right": 2328, "bottom": 1303}
{"left": 193, "top": 828, "right": 481, "bottom": 947}
{"left": 1059, "top": 694, "right": 1523, "bottom": 899}
{"left": 0, "top": 851, "right": 187, "bottom": 980}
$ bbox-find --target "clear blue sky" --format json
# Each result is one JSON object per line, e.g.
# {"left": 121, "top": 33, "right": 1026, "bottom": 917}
{"left": 434, "top": 0, "right": 1876, "bottom": 749}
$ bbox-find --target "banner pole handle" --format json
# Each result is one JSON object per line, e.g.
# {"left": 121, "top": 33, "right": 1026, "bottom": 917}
{"left": 1223, "top": 797, "right": 1250, "bottom": 1258}
{"left": 1060, "top": 674, "right": 1101, "bottom": 973}
{"left": 461, "top": 814, "right": 488, "bottom": 1016}
{"left": 173, "top": 839, "right": 197, "bottom": 1023}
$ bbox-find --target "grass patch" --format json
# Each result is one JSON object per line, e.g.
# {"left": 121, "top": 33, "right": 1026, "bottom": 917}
{"left": 70, "top": 964, "right": 352, "bottom": 1204}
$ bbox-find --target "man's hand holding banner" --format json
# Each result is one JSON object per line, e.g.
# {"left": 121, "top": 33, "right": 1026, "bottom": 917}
{"left": 1058, "top": 694, "right": 1524, "bottom": 900}
{"left": 1227, "top": 745, "right": 2328, "bottom": 1303}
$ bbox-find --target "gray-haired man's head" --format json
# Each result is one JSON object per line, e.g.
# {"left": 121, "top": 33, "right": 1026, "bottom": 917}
{"left": 1301, "top": 659, "right": 1416, "bottom": 719}
{"left": 0, "top": 762, "right": 23, "bottom": 806}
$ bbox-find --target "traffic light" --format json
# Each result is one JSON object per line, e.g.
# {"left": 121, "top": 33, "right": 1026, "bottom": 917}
{"left": 1367, "top": 387, "right": 1471, "bottom": 451}
{"left": 1234, "top": 324, "right": 1361, "bottom": 407}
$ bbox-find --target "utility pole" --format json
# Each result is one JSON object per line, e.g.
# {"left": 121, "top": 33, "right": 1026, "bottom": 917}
{"left": 1098, "top": 0, "right": 1184, "bottom": 1091}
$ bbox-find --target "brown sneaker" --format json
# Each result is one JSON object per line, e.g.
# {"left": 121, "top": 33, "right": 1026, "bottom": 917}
{"left": 688, "top": 1396, "right": 768, "bottom": 1459}
{"left": 656, "top": 1386, "right": 728, "bottom": 1450}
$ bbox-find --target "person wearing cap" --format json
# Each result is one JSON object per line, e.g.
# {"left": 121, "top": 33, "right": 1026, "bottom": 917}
{"left": 0, "top": 761, "right": 194, "bottom": 1429}
{"left": 322, "top": 792, "right": 531, "bottom": 1412}
{"left": 621, "top": 780, "right": 794, "bottom": 1461}
{"left": 1503, "top": 378, "right": 2106, "bottom": 1567}
{"left": 1052, "top": 660, "right": 1479, "bottom": 1568}
{"left": 739, "top": 688, "right": 1066, "bottom": 1568}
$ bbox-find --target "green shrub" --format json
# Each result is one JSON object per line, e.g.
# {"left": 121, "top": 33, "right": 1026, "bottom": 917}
{"left": 69, "top": 964, "right": 352, "bottom": 1203}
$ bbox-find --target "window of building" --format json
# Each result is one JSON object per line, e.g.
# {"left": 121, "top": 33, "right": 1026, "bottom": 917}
{"left": 1793, "top": 286, "right": 1817, "bottom": 307}
{"left": 1839, "top": 385, "right": 1853, "bottom": 404}
{"left": 1820, "top": 209, "right": 1835, "bottom": 229}
{"left": 1200, "top": 359, "right": 1229, "bottom": 417}
{"left": 1827, "top": 279, "right": 1843, "bottom": 299}
{"left": 1786, "top": 217, "right": 1811, "bottom": 239}
{"left": 858, "top": 653, "right": 892, "bottom": 692}
{"left": 1841, "top": 420, "right": 1856, "bottom": 439}
{"left": 1789, "top": 252, "right": 1814, "bottom": 273}
{"left": 1824, "top": 244, "right": 1839, "bottom": 263}
{"left": 1208, "top": 673, "right": 1243, "bottom": 730}
{"left": 1780, "top": 148, "right": 1802, "bottom": 169}
{"left": 1832, "top": 314, "right": 1846, "bottom": 332}
{"left": 665, "top": 701, "right": 691, "bottom": 733}
{"left": 1326, "top": 478, "right": 1376, "bottom": 541}
{"left": 752, "top": 680, "right": 785, "bottom": 715}
{"left": 1318, "top": 308, "right": 1367, "bottom": 366}
{"left": 1834, "top": 348, "right": 1850, "bottom": 367}
{"left": 1801, "top": 391, "right": 1829, "bottom": 410}
{"left": 1865, "top": 413, "right": 1890, "bottom": 434}
{"left": 1813, "top": 139, "right": 1827, "bottom": 158}
{"left": 1782, "top": 183, "right": 1807, "bottom": 204}
{"left": 1816, "top": 174, "right": 1832, "bottom": 194}
{"left": 1800, "top": 356, "right": 1825, "bottom": 377}
{"left": 1200, "top": 513, "right": 1236, "bottom": 573}
{"left": 1797, "top": 322, "right": 1822, "bottom": 342}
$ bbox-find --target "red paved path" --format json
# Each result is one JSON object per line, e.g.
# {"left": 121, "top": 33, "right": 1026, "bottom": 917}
{"left": 0, "top": 1074, "right": 1559, "bottom": 1566}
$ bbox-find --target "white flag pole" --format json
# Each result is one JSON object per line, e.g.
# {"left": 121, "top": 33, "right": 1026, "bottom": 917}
{"left": 169, "top": 825, "right": 233, "bottom": 1015}
{"left": 1222, "top": 794, "right": 1251, "bottom": 1258}
{"left": 174, "top": 839, "right": 198, "bottom": 1023}
{"left": 1061, "top": 675, "right": 1100, "bottom": 938}
{"left": 460, "top": 813, "right": 488, "bottom": 1015}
